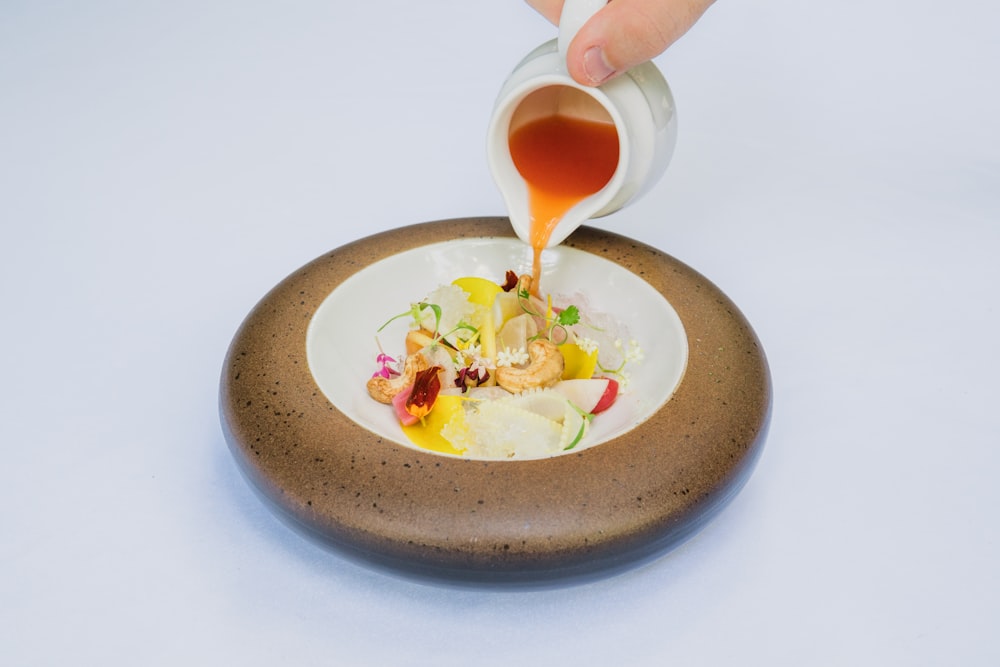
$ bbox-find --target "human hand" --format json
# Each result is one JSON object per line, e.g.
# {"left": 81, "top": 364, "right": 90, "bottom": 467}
{"left": 525, "top": 0, "right": 714, "bottom": 85}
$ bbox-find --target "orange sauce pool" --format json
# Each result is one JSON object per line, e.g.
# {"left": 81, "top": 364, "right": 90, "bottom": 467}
{"left": 508, "top": 114, "right": 619, "bottom": 292}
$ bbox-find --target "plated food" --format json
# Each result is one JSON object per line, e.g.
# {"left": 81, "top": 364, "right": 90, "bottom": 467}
{"left": 363, "top": 270, "right": 645, "bottom": 459}
{"left": 305, "top": 235, "right": 687, "bottom": 461}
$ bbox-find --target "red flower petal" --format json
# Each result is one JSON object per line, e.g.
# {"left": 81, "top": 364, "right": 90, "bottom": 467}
{"left": 405, "top": 366, "right": 442, "bottom": 419}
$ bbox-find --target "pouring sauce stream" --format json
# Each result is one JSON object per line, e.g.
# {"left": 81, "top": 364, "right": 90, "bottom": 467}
{"left": 508, "top": 114, "right": 619, "bottom": 293}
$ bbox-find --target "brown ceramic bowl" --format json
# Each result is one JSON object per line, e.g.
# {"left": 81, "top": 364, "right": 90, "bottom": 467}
{"left": 220, "top": 218, "right": 771, "bottom": 585}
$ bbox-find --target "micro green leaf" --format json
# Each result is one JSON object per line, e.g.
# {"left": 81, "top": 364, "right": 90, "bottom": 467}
{"left": 556, "top": 304, "right": 580, "bottom": 327}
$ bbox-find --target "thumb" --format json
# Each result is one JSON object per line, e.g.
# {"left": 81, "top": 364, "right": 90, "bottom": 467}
{"left": 565, "top": 0, "right": 714, "bottom": 86}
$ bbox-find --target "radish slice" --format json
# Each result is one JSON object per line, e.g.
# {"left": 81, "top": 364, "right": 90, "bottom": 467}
{"left": 391, "top": 385, "right": 420, "bottom": 426}
{"left": 552, "top": 378, "right": 619, "bottom": 414}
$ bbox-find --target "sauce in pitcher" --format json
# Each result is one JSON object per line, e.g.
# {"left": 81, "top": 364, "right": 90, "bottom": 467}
{"left": 508, "top": 114, "right": 619, "bottom": 291}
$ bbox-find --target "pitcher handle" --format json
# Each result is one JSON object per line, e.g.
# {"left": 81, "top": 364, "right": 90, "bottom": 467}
{"left": 557, "top": 0, "right": 607, "bottom": 61}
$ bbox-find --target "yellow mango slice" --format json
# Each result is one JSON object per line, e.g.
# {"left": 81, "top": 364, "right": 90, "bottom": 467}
{"left": 401, "top": 394, "right": 468, "bottom": 456}
{"left": 452, "top": 276, "right": 502, "bottom": 305}
{"left": 560, "top": 342, "right": 599, "bottom": 380}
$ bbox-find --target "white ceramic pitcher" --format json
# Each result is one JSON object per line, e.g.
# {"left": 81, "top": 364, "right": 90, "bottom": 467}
{"left": 487, "top": 0, "right": 678, "bottom": 248}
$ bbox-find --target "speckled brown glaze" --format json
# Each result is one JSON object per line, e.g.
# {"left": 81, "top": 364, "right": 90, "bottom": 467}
{"left": 220, "top": 218, "right": 771, "bottom": 585}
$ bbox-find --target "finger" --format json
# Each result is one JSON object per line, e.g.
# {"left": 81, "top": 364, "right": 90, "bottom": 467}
{"left": 567, "top": 0, "right": 715, "bottom": 85}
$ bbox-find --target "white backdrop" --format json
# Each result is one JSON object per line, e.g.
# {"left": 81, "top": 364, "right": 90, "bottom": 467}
{"left": 2, "top": 1, "right": 998, "bottom": 665}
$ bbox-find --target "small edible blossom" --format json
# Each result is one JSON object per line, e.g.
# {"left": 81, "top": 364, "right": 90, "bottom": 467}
{"left": 617, "top": 370, "right": 633, "bottom": 389}
{"left": 468, "top": 354, "right": 491, "bottom": 376}
{"left": 455, "top": 342, "right": 482, "bottom": 363}
{"left": 456, "top": 344, "right": 491, "bottom": 373}
{"left": 613, "top": 338, "right": 645, "bottom": 364}
{"left": 371, "top": 353, "right": 400, "bottom": 379}
{"left": 496, "top": 346, "right": 529, "bottom": 368}
{"left": 625, "top": 339, "right": 645, "bottom": 364}
{"left": 575, "top": 336, "right": 599, "bottom": 355}
{"left": 453, "top": 344, "right": 493, "bottom": 393}
{"left": 455, "top": 365, "right": 490, "bottom": 392}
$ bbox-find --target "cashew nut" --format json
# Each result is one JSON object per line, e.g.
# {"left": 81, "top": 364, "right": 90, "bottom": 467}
{"left": 495, "top": 339, "right": 564, "bottom": 393}
{"left": 366, "top": 353, "right": 430, "bottom": 404}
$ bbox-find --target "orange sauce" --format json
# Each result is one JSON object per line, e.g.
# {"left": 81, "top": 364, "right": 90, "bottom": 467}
{"left": 508, "top": 114, "right": 619, "bottom": 292}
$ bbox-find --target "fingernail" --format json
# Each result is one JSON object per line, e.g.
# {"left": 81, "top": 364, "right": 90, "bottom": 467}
{"left": 582, "top": 45, "right": 616, "bottom": 85}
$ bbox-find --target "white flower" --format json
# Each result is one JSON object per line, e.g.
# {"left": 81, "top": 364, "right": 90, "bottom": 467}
{"left": 468, "top": 353, "right": 491, "bottom": 375}
{"left": 575, "top": 336, "right": 598, "bottom": 355}
{"left": 624, "top": 340, "right": 645, "bottom": 364}
{"left": 455, "top": 343, "right": 481, "bottom": 367}
{"left": 496, "top": 346, "right": 528, "bottom": 368}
